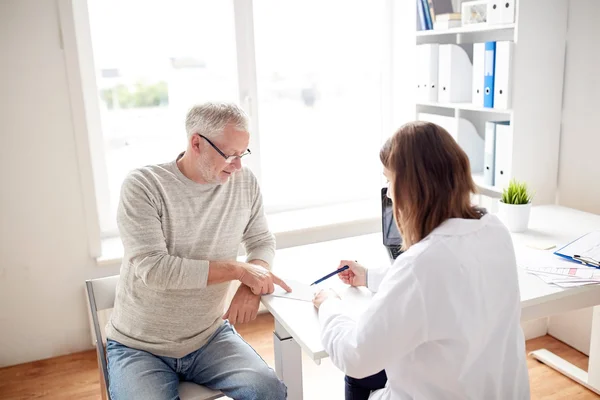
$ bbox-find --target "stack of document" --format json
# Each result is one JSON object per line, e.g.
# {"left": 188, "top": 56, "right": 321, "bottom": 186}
{"left": 518, "top": 247, "right": 600, "bottom": 288}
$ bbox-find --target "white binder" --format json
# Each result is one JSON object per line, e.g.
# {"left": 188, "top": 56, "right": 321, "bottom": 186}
{"left": 484, "top": 121, "right": 510, "bottom": 186}
{"left": 501, "top": 0, "right": 516, "bottom": 24}
{"left": 484, "top": 122, "right": 497, "bottom": 186}
{"left": 487, "top": 1, "right": 503, "bottom": 25}
{"left": 438, "top": 44, "right": 472, "bottom": 103}
{"left": 493, "top": 41, "right": 514, "bottom": 110}
{"left": 417, "top": 113, "right": 484, "bottom": 173}
{"left": 472, "top": 43, "right": 485, "bottom": 107}
{"left": 494, "top": 122, "right": 513, "bottom": 189}
{"left": 417, "top": 44, "right": 440, "bottom": 102}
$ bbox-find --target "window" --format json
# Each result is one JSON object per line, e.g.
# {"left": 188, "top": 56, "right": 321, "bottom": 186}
{"left": 253, "top": 0, "right": 387, "bottom": 212}
{"left": 84, "top": 0, "right": 391, "bottom": 236}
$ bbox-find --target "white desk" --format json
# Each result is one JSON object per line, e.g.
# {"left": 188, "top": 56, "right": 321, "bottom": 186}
{"left": 262, "top": 205, "right": 600, "bottom": 399}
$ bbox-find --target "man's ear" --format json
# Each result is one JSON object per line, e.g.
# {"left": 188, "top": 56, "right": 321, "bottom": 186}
{"left": 190, "top": 134, "right": 201, "bottom": 153}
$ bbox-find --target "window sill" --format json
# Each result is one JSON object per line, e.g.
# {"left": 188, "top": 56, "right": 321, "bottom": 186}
{"left": 96, "top": 200, "right": 382, "bottom": 266}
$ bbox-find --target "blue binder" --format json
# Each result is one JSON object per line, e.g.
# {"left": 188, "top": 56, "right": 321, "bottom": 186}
{"left": 421, "top": 0, "right": 433, "bottom": 30}
{"left": 484, "top": 42, "right": 496, "bottom": 108}
{"left": 416, "top": 0, "right": 427, "bottom": 30}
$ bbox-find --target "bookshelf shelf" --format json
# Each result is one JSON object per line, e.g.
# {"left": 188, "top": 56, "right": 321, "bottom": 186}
{"left": 417, "top": 101, "right": 512, "bottom": 115}
{"left": 416, "top": 23, "right": 515, "bottom": 38}
{"left": 472, "top": 172, "right": 502, "bottom": 197}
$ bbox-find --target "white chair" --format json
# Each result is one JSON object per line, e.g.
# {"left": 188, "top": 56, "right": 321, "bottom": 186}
{"left": 86, "top": 275, "right": 224, "bottom": 400}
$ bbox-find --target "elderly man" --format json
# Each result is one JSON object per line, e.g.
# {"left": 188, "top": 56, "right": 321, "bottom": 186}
{"left": 106, "top": 102, "right": 289, "bottom": 400}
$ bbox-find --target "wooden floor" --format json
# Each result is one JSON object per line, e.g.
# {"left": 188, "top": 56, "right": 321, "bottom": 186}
{"left": 1, "top": 313, "right": 597, "bottom": 399}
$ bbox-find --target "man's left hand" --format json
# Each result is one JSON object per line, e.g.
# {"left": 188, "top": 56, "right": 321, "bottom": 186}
{"left": 223, "top": 284, "right": 261, "bottom": 324}
{"left": 313, "top": 289, "right": 341, "bottom": 309}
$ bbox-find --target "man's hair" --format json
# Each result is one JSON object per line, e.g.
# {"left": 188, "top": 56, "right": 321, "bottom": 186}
{"left": 185, "top": 102, "right": 249, "bottom": 139}
{"left": 380, "top": 121, "right": 480, "bottom": 250}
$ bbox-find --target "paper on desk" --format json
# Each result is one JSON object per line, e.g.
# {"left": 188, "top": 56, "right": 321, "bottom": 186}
{"left": 525, "top": 265, "right": 595, "bottom": 279}
{"left": 263, "top": 279, "right": 316, "bottom": 302}
{"left": 556, "top": 230, "right": 600, "bottom": 261}
{"left": 518, "top": 247, "right": 597, "bottom": 272}
{"left": 528, "top": 272, "right": 600, "bottom": 288}
{"left": 519, "top": 246, "right": 600, "bottom": 287}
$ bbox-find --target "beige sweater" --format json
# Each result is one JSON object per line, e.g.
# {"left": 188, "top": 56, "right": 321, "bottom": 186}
{"left": 106, "top": 155, "right": 275, "bottom": 358}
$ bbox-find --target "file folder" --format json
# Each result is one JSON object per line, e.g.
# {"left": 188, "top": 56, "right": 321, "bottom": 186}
{"left": 494, "top": 121, "right": 512, "bottom": 189}
{"left": 421, "top": 0, "right": 433, "bottom": 30}
{"left": 417, "top": 0, "right": 427, "bottom": 30}
{"left": 484, "top": 42, "right": 496, "bottom": 108}
{"left": 494, "top": 41, "right": 514, "bottom": 110}
{"left": 472, "top": 43, "right": 485, "bottom": 107}
{"left": 438, "top": 44, "right": 472, "bottom": 103}
{"left": 484, "top": 122, "right": 497, "bottom": 186}
{"left": 487, "top": 1, "right": 503, "bottom": 25}
{"left": 501, "top": 0, "right": 516, "bottom": 24}
{"left": 417, "top": 44, "right": 439, "bottom": 102}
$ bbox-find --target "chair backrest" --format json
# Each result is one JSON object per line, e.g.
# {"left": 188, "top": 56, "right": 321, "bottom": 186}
{"left": 87, "top": 275, "right": 120, "bottom": 312}
{"left": 85, "top": 275, "right": 223, "bottom": 400}
{"left": 86, "top": 275, "right": 120, "bottom": 400}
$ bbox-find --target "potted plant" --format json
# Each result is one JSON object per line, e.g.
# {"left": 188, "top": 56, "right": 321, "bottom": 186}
{"left": 498, "top": 179, "right": 534, "bottom": 232}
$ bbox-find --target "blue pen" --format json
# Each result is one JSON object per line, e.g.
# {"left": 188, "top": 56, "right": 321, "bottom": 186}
{"left": 310, "top": 265, "right": 350, "bottom": 286}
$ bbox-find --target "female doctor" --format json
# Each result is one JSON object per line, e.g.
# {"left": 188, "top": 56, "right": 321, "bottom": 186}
{"left": 313, "top": 121, "right": 530, "bottom": 400}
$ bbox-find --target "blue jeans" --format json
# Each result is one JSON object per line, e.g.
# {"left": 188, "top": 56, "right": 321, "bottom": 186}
{"left": 107, "top": 321, "right": 286, "bottom": 400}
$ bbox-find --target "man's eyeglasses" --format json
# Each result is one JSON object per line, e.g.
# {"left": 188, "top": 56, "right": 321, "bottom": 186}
{"left": 197, "top": 134, "right": 251, "bottom": 164}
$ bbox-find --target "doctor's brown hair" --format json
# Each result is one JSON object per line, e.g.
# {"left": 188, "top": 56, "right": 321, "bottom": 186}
{"left": 380, "top": 121, "right": 481, "bottom": 250}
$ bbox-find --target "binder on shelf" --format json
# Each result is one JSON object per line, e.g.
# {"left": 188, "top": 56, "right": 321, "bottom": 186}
{"left": 417, "top": 44, "right": 440, "bottom": 102}
{"left": 487, "top": 0, "right": 514, "bottom": 25}
{"left": 421, "top": 0, "right": 433, "bottom": 30}
{"left": 417, "top": 113, "right": 484, "bottom": 173}
{"left": 487, "top": 1, "right": 503, "bottom": 25}
{"left": 484, "top": 121, "right": 509, "bottom": 186}
{"left": 501, "top": 0, "right": 516, "bottom": 24}
{"left": 472, "top": 43, "right": 485, "bottom": 107}
{"left": 484, "top": 41, "right": 496, "bottom": 108}
{"left": 438, "top": 44, "right": 473, "bottom": 103}
{"left": 493, "top": 41, "right": 514, "bottom": 110}
{"left": 494, "top": 121, "right": 512, "bottom": 189}
{"left": 417, "top": 0, "right": 427, "bottom": 30}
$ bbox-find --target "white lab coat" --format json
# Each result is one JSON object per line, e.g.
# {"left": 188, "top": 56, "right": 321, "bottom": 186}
{"left": 318, "top": 214, "right": 530, "bottom": 400}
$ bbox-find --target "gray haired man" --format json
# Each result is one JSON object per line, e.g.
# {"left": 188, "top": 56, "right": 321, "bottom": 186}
{"left": 106, "top": 103, "right": 290, "bottom": 399}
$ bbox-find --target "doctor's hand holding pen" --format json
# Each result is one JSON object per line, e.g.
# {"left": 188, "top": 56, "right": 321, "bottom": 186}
{"left": 337, "top": 260, "right": 367, "bottom": 287}
{"left": 313, "top": 260, "right": 368, "bottom": 309}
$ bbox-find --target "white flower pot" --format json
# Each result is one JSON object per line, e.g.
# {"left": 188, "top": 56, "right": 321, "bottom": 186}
{"left": 498, "top": 201, "right": 532, "bottom": 233}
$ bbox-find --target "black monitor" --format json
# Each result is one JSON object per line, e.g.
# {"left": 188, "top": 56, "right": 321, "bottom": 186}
{"left": 381, "top": 187, "right": 403, "bottom": 260}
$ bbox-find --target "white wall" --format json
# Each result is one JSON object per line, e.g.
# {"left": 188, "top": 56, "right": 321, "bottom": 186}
{"left": 557, "top": 0, "right": 600, "bottom": 215}
{"left": 549, "top": 0, "right": 600, "bottom": 356}
{"left": 0, "top": 0, "right": 119, "bottom": 368}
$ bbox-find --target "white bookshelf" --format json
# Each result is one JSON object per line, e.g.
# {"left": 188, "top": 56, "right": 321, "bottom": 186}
{"left": 409, "top": 0, "right": 569, "bottom": 203}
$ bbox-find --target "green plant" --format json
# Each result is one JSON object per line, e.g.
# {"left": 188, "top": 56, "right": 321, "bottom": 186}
{"left": 501, "top": 179, "right": 534, "bottom": 205}
{"left": 100, "top": 81, "right": 169, "bottom": 109}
